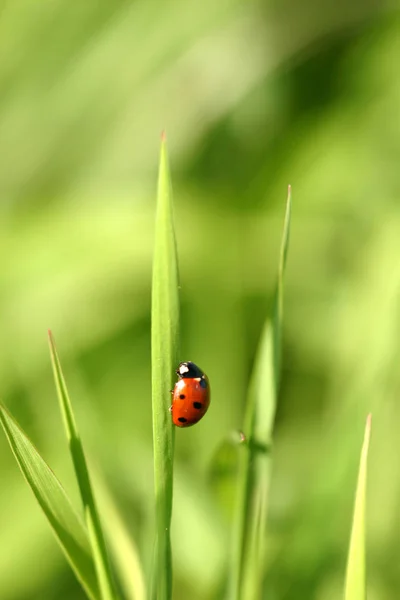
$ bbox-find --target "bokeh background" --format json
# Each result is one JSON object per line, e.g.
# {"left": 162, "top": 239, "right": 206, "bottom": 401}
{"left": 1, "top": 1, "right": 400, "bottom": 599}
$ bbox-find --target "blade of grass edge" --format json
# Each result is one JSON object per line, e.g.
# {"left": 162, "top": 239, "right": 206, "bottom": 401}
{"left": 344, "top": 414, "right": 372, "bottom": 600}
{"left": 151, "top": 133, "right": 180, "bottom": 600}
{"left": 48, "top": 331, "right": 117, "bottom": 600}
{"left": 230, "top": 187, "right": 291, "bottom": 600}
{"left": 0, "top": 403, "right": 100, "bottom": 600}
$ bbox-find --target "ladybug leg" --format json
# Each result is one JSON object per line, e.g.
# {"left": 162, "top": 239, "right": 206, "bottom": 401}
{"left": 169, "top": 405, "right": 173, "bottom": 413}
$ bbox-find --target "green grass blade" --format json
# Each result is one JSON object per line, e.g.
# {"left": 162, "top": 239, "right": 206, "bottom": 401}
{"left": 0, "top": 403, "right": 100, "bottom": 600}
{"left": 93, "top": 470, "right": 146, "bottom": 600}
{"left": 48, "top": 331, "right": 117, "bottom": 600}
{"left": 344, "top": 414, "right": 372, "bottom": 600}
{"left": 230, "top": 187, "right": 291, "bottom": 600}
{"left": 151, "top": 133, "right": 180, "bottom": 600}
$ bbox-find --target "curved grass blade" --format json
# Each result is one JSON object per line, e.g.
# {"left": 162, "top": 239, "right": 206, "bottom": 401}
{"left": 344, "top": 414, "right": 372, "bottom": 600}
{"left": 0, "top": 403, "right": 100, "bottom": 600}
{"left": 151, "top": 133, "right": 180, "bottom": 600}
{"left": 230, "top": 187, "right": 291, "bottom": 600}
{"left": 48, "top": 331, "right": 117, "bottom": 600}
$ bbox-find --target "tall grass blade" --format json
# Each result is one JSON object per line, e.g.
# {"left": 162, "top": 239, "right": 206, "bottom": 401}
{"left": 0, "top": 403, "right": 100, "bottom": 600}
{"left": 48, "top": 331, "right": 117, "bottom": 600}
{"left": 151, "top": 133, "right": 180, "bottom": 600}
{"left": 94, "top": 471, "right": 146, "bottom": 600}
{"left": 344, "top": 414, "right": 372, "bottom": 600}
{"left": 230, "top": 187, "right": 291, "bottom": 600}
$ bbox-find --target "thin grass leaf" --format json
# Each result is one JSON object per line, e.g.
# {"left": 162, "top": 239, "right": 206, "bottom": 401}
{"left": 230, "top": 187, "right": 291, "bottom": 600}
{"left": 94, "top": 469, "right": 147, "bottom": 600}
{"left": 48, "top": 331, "right": 117, "bottom": 600}
{"left": 344, "top": 414, "right": 372, "bottom": 600}
{"left": 209, "top": 431, "right": 247, "bottom": 511}
{"left": 151, "top": 133, "right": 180, "bottom": 600}
{"left": 0, "top": 403, "right": 100, "bottom": 600}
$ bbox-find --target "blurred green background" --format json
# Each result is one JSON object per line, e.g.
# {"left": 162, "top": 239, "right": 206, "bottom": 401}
{"left": 1, "top": 1, "right": 400, "bottom": 599}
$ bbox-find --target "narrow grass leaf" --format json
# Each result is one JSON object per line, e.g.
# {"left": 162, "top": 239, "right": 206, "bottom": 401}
{"left": 0, "top": 403, "right": 100, "bottom": 600}
{"left": 94, "top": 469, "right": 147, "bottom": 600}
{"left": 48, "top": 331, "right": 117, "bottom": 600}
{"left": 344, "top": 414, "right": 372, "bottom": 600}
{"left": 230, "top": 187, "right": 291, "bottom": 600}
{"left": 209, "top": 431, "right": 247, "bottom": 513}
{"left": 151, "top": 133, "right": 180, "bottom": 600}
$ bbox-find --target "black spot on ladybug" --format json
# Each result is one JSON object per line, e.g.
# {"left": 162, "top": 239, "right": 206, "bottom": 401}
{"left": 178, "top": 417, "right": 187, "bottom": 423}
{"left": 200, "top": 378, "right": 207, "bottom": 389}
{"left": 179, "top": 394, "right": 185, "bottom": 399}
{"left": 193, "top": 402, "right": 202, "bottom": 409}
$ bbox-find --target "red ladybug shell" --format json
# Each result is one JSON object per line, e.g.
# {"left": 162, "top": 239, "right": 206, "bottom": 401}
{"left": 171, "top": 361, "right": 210, "bottom": 427}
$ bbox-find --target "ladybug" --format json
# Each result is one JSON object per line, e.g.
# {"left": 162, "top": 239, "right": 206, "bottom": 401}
{"left": 171, "top": 361, "right": 210, "bottom": 427}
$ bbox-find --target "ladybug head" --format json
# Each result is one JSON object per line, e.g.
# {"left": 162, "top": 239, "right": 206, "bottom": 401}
{"left": 176, "top": 361, "right": 204, "bottom": 379}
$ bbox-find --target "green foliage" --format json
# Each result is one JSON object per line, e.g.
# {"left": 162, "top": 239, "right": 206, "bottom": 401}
{"left": 93, "top": 471, "right": 146, "bottom": 600}
{"left": 0, "top": 3, "right": 399, "bottom": 599}
{"left": 48, "top": 331, "right": 117, "bottom": 600}
{"left": 231, "top": 188, "right": 291, "bottom": 600}
{"left": 151, "top": 135, "right": 180, "bottom": 600}
{"left": 344, "top": 415, "right": 371, "bottom": 600}
{"left": 0, "top": 404, "right": 100, "bottom": 600}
